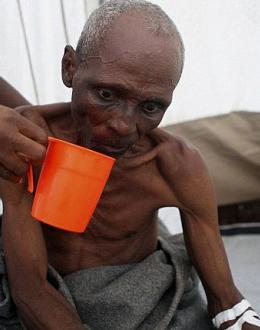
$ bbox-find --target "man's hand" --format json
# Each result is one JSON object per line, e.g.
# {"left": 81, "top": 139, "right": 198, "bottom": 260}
{"left": 0, "top": 105, "right": 48, "bottom": 182}
{"left": 220, "top": 317, "right": 260, "bottom": 329}
{"left": 242, "top": 324, "right": 260, "bottom": 330}
{"left": 148, "top": 129, "right": 260, "bottom": 329}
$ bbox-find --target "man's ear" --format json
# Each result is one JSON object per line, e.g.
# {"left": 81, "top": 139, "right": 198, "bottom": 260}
{"left": 61, "top": 45, "right": 79, "bottom": 87}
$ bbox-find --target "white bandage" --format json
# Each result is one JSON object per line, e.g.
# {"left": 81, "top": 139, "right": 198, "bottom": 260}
{"left": 212, "top": 299, "right": 251, "bottom": 328}
{"left": 226, "top": 310, "right": 260, "bottom": 330}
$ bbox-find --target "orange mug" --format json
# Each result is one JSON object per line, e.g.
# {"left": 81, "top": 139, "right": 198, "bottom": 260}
{"left": 27, "top": 137, "right": 115, "bottom": 233}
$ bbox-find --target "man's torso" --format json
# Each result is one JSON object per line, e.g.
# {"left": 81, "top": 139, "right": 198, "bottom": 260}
{"left": 28, "top": 106, "right": 195, "bottom": 275}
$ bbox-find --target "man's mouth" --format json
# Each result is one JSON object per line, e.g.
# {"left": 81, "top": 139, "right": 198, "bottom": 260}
{"left": 92, "top": 144, "right": 130, "bottom": 157}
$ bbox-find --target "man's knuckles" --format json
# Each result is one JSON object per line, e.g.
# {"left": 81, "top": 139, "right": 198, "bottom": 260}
{"left": 0, "top": 106, "right": 18, "bottom": 128}
{"left": 24, "top": 144, "right": 46, "bottom": 162}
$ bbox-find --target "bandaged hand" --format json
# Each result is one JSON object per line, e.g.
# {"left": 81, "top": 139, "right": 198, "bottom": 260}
{"left": 212, "top": 299, "right": 260, "bottom": 329}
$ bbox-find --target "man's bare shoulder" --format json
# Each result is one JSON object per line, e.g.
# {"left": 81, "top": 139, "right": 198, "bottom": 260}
{"left": 16, "top": 103, "right": 70, "bottom": 118}
{"left": 123, "top": 127, "right": 205, "bottom": 175}
{"left": 149, "top": 127, "right": 204, "bottom": 173}
{"left": 149, "top": 128, "right": 217, "bottom": 214}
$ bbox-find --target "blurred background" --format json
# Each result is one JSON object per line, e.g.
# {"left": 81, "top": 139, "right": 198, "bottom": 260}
{"left": 0, "top": 0, "right": 259, "bottom": 310}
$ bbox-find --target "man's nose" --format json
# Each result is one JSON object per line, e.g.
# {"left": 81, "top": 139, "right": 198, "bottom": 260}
{"left": 107, "top": 108, "right": 137, "bottom": 137}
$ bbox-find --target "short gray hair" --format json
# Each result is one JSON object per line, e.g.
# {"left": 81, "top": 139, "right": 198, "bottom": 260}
{"left": 76, "top": 0, "right": 184, "bottom": 71}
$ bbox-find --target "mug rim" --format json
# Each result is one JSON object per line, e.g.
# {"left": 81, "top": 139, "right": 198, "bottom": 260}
{"left": 48, "top": 136, "right": 115, "bottom": 162}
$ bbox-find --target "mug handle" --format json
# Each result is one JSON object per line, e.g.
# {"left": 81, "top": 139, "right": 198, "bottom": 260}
{"left": 27, "top": 163, "right": 34, "bottom": 193}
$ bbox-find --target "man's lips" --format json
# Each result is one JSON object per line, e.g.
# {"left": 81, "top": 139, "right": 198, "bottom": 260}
{"left": 93, "top": 144, "right": 130, "bottom": 157}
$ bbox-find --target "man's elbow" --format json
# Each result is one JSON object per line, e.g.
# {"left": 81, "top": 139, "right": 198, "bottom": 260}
{"left": 10, "top": 273, "right": 47, "bottom": 308}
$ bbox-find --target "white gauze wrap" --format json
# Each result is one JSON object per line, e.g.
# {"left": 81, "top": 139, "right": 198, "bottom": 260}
{"left": 212, "top": 299, "right": 260, "bottom": 329}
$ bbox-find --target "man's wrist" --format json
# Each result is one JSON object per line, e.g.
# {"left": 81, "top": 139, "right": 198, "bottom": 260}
{"left": 212, "top": 299, "right": 251, "bottom": 328}
{"left": 212, "top": 299, "right": 260, "bottom": 329}
{"left": 207, "top": 286, "right": 243, "bottom": 318}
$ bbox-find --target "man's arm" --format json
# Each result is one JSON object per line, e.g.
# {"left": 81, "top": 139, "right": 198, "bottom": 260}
{"left": 0, "top": 83, "right": 84, "bottom": 328}
{"left": 1, "top": 180, "right": 86, "bottom": 330}
{"left": 176, "top": 153, "right": 260, "bottom": 330}
{"left": 0, "top": 77, "right": 30, "bottom": 107}
{"left": 160, "top": 140, "right": 241, "bottom": 311}
{"left": 152, "top": 129, "right": 259, "bottom": 329}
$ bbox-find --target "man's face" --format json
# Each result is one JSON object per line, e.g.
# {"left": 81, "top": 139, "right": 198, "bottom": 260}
{"left": 66, "top": 15, "right": 181, "bottom": 158}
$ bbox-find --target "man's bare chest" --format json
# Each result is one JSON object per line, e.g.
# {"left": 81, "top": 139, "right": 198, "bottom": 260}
{"left": 90, "top": 161, "right": 169, "bottom": 235}
{"left": 42, "top": 151, "right": 172, "bottom": 274}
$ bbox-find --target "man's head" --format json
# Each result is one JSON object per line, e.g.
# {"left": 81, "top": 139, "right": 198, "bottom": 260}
{"left": 62, "top": 0, "right": 184, "bottom": 157}
{"left": 76, "top": 0, "right": 184, "bottom": 72}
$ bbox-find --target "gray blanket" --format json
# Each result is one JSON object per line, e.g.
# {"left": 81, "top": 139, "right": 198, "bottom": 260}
{"left": 0, "top": 226, "right": 213, "bottom": 329}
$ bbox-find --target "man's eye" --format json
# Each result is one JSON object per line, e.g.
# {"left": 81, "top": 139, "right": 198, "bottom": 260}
{"left": 142, "top": 102, "right": 163, "bottom": 114}
{"left": 97, "top": 88, "right": 114, "bottom": 100}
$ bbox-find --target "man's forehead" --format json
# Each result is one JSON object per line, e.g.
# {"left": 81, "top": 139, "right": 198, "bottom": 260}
{"left": 79, "top": 39, "right": 179, "bottom": 88}
{"left": 78, "top": 53, "right": 177, "bottom": 89}
{"left": 76, "top": 13, "right": 182, "bottom": 88}
{"left": 82, "top": 49, "right": 170, "bottom": 65}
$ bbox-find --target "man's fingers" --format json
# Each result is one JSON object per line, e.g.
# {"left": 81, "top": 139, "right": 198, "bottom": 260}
{"left": 18, "top": 118, "right": 48, "bottom": 146}
{"left": 17, "top": 107, "right": 52, "bottom": 137}
{"left": 34, "top": 115, "right": 52, "bottom": 136}
{"left": 0, "top": 106, "right": 48, "bottom": 182}
{"left": 15, "top": 134, "right": 47, "bottom": 162}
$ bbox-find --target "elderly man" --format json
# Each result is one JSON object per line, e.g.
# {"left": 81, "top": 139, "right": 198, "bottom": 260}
{"left": 0, "top": 1, "right": 259, "bottom": 329}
